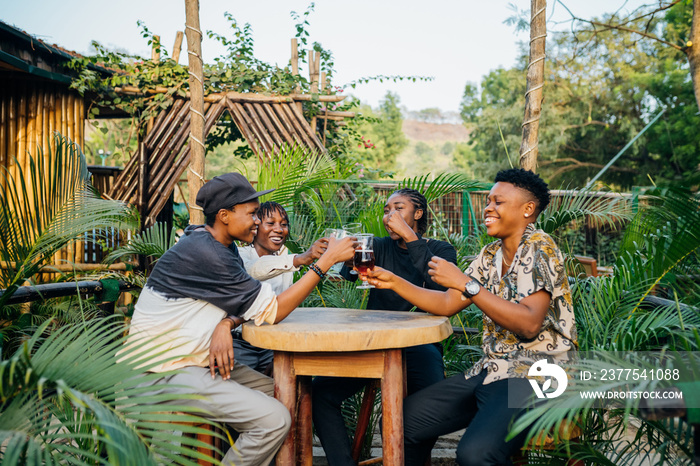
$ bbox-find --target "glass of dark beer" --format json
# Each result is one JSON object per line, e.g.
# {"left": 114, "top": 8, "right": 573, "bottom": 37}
{"left": 354, "top": 233, "right": 375, "bottom": 289}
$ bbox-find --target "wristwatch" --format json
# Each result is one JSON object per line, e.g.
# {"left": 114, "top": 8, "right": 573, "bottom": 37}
{"left": 462, "top": 279, "right": 481, "bottom": 299}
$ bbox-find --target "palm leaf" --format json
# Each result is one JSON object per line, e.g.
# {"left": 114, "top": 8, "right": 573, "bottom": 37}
{"left": 104, "top": 222, "right": 177, "bottom": 263}
{"left": 0, "top": 134, "right": 137, "bottom": 305}
{"left": 538, "top": 188, "right": 634, "bottom": 236}
{"left": 616, "top": 187, "right": 700, "bottom": 312}
{"left": 0, "top": 318, "right": 225, "bottom": 465}
{"left": 255, "top": 144, "right": 335, "bottom": 209}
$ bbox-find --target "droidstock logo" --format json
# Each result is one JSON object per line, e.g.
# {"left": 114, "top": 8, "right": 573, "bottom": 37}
{"left": 528, "top": 359, "right": 568, "bottom": 399}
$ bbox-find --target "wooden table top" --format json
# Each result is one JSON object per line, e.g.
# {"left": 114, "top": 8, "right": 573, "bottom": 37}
{"left": 242, "top": 307, "right": 452, "bottom": 352}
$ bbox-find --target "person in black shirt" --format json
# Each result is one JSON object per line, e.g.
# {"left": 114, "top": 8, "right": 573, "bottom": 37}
{"left": 312, "top": 188, "right": 457, "bottom": 466}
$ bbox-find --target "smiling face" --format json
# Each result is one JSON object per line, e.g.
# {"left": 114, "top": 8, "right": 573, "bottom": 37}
{"left": 383, "top": 193, "right": 423, "bottom": 240}
{"left": 220, "top": 200, "right": 261, "bottom": 244}
{"left": 483, "top": 182, "right": 536, "bottom": 239}
{"left": 253, "top": 208, "right": 290, "bottom": 256}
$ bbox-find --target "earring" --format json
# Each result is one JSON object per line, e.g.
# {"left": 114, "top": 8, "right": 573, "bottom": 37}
{"left": 524, "top": 214, "right": 529, "bottom": 217}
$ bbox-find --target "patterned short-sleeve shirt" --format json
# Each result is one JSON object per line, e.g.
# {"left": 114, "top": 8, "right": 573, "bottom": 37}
{"left": 465, "top": 223, "right": 577, "bottom": 384}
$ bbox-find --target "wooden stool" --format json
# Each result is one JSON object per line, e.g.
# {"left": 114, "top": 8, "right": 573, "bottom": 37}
{"left": 173, "top": 413, "right": 224, "bottom": 466}
{"left": 511, "top": 419, "right": 584, "bottom": 466}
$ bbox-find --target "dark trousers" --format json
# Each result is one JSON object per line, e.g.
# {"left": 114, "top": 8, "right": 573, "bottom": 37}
{"left": 404, "top": 370, "right": 533, "bottom": 466}
{"left": 312, "top": 343, "right": 444, "bottom": 466}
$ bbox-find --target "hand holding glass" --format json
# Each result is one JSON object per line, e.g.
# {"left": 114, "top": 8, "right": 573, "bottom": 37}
{"left": 354, "top": 233, "right": 375, "bottom": 289}
{"left": 343, "top": 224, "right": 363, "bottom": 274}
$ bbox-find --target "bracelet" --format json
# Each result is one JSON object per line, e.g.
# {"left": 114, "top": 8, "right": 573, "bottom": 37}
{"left": 309, "top": 263, "right": 326, "bottom": 280}
{"left": 225, "top": 315, "right": 244, "bottom": 328}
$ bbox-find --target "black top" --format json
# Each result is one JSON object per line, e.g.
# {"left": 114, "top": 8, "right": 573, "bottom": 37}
{"left": 341, "top": 235, "right": 457, "bottom": 313}
{"left": 146, "top": 225, "right": 261, "bottom": 317}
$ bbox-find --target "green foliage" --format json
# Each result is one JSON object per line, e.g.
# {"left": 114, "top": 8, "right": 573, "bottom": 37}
{"left": 460, "top": 4, "right": 700, "bottom": 188}
{"left": 339, "top": 92, "right": 408, "bottom": 177}
{"left": 0, "top": 318, "right": 227, "bottom": 465}
{"left": 0, "top": 134, "right": 137, "bottom": 307}
{"left": 104, "top": 222, "right": 177, "bottom": 265}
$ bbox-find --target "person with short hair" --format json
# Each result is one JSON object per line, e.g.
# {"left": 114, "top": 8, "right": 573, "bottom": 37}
{"left": 312, "top": 187, "right": 458, "bottom": 466}
{"left": 368, "top": 169, "right": 578, "bottom": 466}
{"left": 235, "top": 201, "right": 328, "bottom": 373}
{"left": 126, "top": 172, "right": 355, "bottom": 466}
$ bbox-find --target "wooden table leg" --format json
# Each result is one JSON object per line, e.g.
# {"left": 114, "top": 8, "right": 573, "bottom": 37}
{"left": 297, "top": 375, "right": 313, "bottom": 466}
{"left": 381, "top": 349, "right": 404, "bottom": 466}
{"left": 274, "top": 352, "right": 297, "bottom": 466}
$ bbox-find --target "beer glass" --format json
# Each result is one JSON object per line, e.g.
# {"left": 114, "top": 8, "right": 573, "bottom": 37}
{"left": 353, "top": 233, "right": 375, "bottom": 289}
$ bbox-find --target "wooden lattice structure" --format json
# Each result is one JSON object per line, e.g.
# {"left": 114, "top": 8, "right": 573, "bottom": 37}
{"left": 106, "top": 90, "right": 348, "bottom": 227}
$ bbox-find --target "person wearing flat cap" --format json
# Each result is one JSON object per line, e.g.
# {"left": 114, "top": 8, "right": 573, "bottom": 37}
{"left": 126, "top": 172, "right": 356, "bottom": 466}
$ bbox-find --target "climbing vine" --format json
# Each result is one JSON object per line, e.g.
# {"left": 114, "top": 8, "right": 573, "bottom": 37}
{"left": 67, "top": 4, "right": 431, "bottom": 162}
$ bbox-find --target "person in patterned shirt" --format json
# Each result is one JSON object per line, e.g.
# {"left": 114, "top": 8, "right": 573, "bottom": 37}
{"left": 367, "top": 168, "right": 577, "bottom": 466}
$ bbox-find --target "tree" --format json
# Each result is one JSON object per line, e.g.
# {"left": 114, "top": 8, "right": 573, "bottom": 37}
{"left": 460, "top": 10, "right": 700, "bottom": 188}
{"left": 344, "top": 92, "right": 408, "bottom": 177}
{"left": 559, "top": 0, "right": 700, "bottom": 111}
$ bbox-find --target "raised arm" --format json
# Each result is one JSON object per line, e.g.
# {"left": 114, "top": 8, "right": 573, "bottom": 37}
{"left": 274, "top": 236, "right": 355, "bottom": 322}
{"left": 367, "top": 266, "right": 468, "bottom": 316}
{"left": 427, "top": 256, "right": 551, "bottom": 339}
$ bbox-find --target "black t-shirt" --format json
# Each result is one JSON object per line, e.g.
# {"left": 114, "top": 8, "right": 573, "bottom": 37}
{"left": 341, "top": 235, "right": 457, "bottom": 312}
{"left": 146, "top": 225, "right": 261, "bottom": 317}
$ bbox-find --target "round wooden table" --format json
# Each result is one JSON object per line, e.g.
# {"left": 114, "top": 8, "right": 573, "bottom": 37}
{"left": 243, "top": 307, "right": 452, "bottom": 466}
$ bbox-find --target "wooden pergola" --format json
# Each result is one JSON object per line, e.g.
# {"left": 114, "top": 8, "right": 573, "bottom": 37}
{"left": 106, "top": 88, "right": 351, "bottom": 227}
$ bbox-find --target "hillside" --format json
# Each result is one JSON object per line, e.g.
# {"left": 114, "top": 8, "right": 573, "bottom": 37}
{"left": 396, "top": 119, "right": 470, "bottom": 178}
{"left": 402, "top": 120, "right": 470, "bottom": 143}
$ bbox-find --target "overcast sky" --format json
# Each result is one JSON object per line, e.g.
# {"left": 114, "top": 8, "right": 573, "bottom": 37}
{"left": 2, "top": 0, "right": 647, "bottom": 113}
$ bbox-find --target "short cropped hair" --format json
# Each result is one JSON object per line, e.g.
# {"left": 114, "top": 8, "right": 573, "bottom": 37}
{"left": 494, "top": 168, "right": 550, "bottom": 214}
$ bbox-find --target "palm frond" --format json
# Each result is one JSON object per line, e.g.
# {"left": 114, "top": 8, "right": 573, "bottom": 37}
{"left": 0, "top": 134, "right": 136, "bottom": 304}
{"left": 104, "top": 222, "right": 177, "bottom": 263}
{"left": 616, "top": 187, "right": 700, "bottom": 310}
{"left": 538, "top": 188, "right": 634, "bottom": 236}
{"left": 397, "top": 172, "right": 486, "bottom": 204}
{"left": 0, "top": 317, "right": 225, "bottom": 465}
{"left": 255, "top": 144, "right": 334, "bottom": 209}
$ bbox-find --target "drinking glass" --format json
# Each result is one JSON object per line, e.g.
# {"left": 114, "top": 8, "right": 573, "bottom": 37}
{"left": 343, "top": 223, "right": 363, "bottom": 275}
{"left": 353, "top": 233, "right": 375, "bottom": 289}
{"left": 323, "top": 228, "right": 345, "bottom": 275}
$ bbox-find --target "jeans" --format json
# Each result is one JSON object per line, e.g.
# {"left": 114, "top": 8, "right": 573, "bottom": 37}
{"left": 312, "top": 343, "right": 444, "bottom": 466}
{"left": 404, "top": 370, "right": 533, "bottom": 466}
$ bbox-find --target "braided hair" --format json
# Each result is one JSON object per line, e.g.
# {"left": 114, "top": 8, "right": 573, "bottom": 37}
{"left": 494, "top": 168, "right": 550, "bottom": 215}
{"left": 391, "top": 188, "right": 429, "bottom": 235}
{"left": 257, "top": 201, "right": 289, "bottom": 224}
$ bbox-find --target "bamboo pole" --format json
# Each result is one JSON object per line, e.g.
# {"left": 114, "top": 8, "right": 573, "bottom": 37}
{"left": 152, "top": 35, "right": 161, "bottom": 62}
{"left": 519, "top": 0, "right": 547, "bottom": 172}
{"left": 0, "top": 261, "right": 138, "bottom": 272}
{"left": 172, "top": 31, "right": 184, "bottom": 64}
{"left": 0, "top": 86, "right": 6, "bottom": 179}
{"left": 7, "top": 93, "right": 16, "bottom": 170}
{"left": 309, "top": 51, "right": 320, "bottom": 134}
{"left": 291, "top": 38, "right": 303, "bottom": 114}
{"left": 185, "top": 0, "right": 206, "bottom": 225}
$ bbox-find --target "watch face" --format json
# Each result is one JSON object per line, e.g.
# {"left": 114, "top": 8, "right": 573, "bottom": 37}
{"left": 465, "top": 280, "right": 480, "bottom": 296}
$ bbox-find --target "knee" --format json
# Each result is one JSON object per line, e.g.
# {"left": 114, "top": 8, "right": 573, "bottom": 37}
{"left": 261, "top": 399, "right": 292, "bottom": 439}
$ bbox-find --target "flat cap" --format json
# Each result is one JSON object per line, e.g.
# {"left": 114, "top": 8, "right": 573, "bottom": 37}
{"left": 195, "top": 172, "right": 274, "bottom": 216}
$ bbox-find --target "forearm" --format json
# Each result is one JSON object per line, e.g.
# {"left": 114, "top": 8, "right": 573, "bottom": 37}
{"left": 470, "top": 290, "right": 549, "bottom": 339}
{"left": 391, "top": 276, "right": 466, "bottom": 316}
{"left": 274, "top": 254, "right": 335, "bottom": 322}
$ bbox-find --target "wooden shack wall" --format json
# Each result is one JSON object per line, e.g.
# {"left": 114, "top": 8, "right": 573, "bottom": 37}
{"left": 0, "top": 76, "right": 88, "bottom": 278}
{"left": 0, "top": 76, "right": 85, "bottom": 175}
